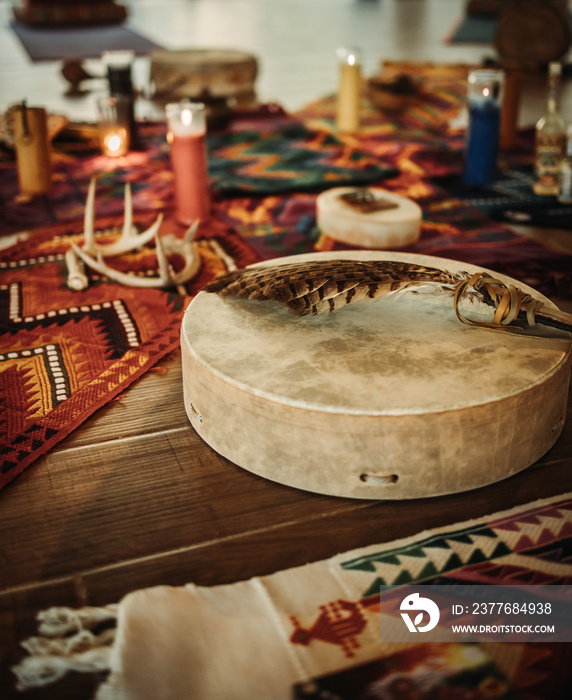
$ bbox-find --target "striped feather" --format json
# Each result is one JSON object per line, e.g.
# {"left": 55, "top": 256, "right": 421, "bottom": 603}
{"left": 204, "top": 259, "right": 469, "bottom": 317}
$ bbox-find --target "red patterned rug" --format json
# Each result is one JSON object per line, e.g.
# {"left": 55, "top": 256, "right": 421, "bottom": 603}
{"left": 0, "top": 214, "right": 258, "bottom": 490}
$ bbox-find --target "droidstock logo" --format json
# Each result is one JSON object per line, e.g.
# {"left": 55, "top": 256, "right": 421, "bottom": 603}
{"left": 400, "top": 593, "right": 440, "bottom": 633}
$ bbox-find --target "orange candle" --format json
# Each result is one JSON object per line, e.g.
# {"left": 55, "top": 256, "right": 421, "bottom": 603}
{"left": 166, "top": 101, "right": 210, "bottom": 225}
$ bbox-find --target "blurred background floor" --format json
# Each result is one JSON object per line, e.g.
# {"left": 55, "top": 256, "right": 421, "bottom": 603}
{"left": 1, "top": 0, "right": 571, "bottom": 123}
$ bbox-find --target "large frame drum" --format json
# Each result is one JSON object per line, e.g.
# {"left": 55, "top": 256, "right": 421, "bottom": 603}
{"left": 181, "top": 252, "right": 571, "bottom": 499}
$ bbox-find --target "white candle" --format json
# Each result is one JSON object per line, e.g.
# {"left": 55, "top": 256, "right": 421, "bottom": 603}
{"left": 336, "top": 47, "right": 361, "bottom": 133}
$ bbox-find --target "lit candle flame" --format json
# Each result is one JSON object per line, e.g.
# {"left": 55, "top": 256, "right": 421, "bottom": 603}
{"left": 102, "top": 128, "right": 127, "bottom": 157}
{"left": 483, "top": 87, "right": 490, "bottom": 98}
{"left": 181, "top": 108, "right": 193, "bottom": 127}
{"left": 348, "top": 53, "right": 356, "bottom": 66}
{"left": 107, "top": 134, "right": 121, "bottom": 153}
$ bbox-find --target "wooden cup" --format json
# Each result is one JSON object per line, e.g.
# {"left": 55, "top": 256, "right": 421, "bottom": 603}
{"left": 13, "top": 105, "right": 52, "bottom": 196}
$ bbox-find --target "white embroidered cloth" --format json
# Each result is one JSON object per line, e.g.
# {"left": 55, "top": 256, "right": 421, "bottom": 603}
{"left": 14, "top": 491, "right": 572, "bottom": 699}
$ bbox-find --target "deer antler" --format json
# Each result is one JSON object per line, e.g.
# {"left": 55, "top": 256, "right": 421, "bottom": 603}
{"left": 155, "top": 222, "right": 201, "bottom": 286}
{"left": 67, "top": 179, "right": 201, "bottom": 291}
{"left": 70, "top": 221, "right": 201, "bottom": 291}
{"left": 81, "top": 178, "right": 162, "bottom": 256}
{"left": 64, "top": 247, "right": 89, "bottom": 291}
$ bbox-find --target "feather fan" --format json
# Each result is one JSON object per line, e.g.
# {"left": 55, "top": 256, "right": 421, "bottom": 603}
{"left": 204, "top": 259, "right": 572, "bottom": 334}
{"left": 204, "top": 259, "right": 466, "bottom": 317}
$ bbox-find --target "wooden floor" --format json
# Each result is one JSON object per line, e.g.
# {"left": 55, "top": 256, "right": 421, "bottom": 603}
{"left": 1, "top": 1, "right": 572, "bottom": 699}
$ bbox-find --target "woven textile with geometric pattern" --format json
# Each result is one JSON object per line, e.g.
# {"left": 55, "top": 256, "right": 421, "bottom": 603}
{"left": 0, "top": 215, "right": 256, "bottom": 490}
{"left": 207, "top": 122, "right": 398, "bottom": 196}
{"left": 0, "top": 111, "right": 398, "bottom": 235}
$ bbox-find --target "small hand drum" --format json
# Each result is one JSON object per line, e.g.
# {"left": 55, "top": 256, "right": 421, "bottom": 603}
{"left": 317, "top": 187, "right": 422, "bottom": 249}
{"left": 494, "top": 0, "right": 572, "bottom": 69}
{"left": 181, "top": 252, "right": 571, "bottom": 499}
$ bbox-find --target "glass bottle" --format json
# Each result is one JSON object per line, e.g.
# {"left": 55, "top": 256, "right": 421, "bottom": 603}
{"left": 533, "top": 62, "right": 566, "bottom": 196}
{"left": 558, "top": 124, "right": 572, "bottom": 203}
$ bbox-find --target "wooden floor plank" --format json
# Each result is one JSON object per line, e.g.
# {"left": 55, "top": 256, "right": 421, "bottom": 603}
{"left": 3, "top": 438, "right": 572, "bottom": 697}
{"left": 0, "top": 423, "right": 365, "bottom": 589}
{"left": 2, "top": 385, "right": 571, "bottom": 591}
{"left": 59, "top": 353, "right": 188, "bottom": 447}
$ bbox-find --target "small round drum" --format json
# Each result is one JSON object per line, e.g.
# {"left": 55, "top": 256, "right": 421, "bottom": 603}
{"left": 149, "top": 48, "right": 258, "bottom": 104}
{"left": 181, "top": 251, "right": 571, "bottom": 499}
{"left": 317, "top": 187, "right": 421, "bottom": 249}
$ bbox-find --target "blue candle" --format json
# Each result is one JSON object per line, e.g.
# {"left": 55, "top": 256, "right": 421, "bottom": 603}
{"left": 463, "top": 70, "right": 504, "bottom": 187}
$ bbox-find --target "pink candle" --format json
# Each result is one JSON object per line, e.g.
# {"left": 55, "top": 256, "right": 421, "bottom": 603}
{"left": 166, "top": 102, "right": 210, "bottom": 225}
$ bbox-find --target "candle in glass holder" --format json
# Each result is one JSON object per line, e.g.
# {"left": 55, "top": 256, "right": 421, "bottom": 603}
{"left": 336, "top": 47, "right": 361, "bottom": 133}
{"left": 102, "top": 50, "right": 136, "bottom": 148}
{"left": 463, "top": 69, "right": 504, "bottom": 186}
{"left": 97, "top": 96, "right": 129, "bottom": 157}
{"left": 166, "top": 101, "right": 210, "bottom": 225}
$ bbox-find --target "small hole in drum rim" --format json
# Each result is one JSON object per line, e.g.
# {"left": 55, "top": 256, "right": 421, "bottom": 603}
{"left": 359, "top": 473, "right": 399, "bottom": 484}
{"left": 189, "top": 403, "right": 203, "bottom": 422}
